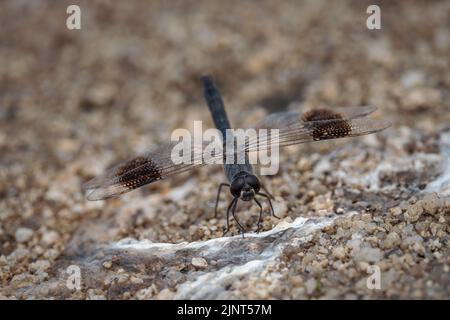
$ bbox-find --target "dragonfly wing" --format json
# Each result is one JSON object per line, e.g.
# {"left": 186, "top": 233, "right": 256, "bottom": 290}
{"left": 246, "top": 107, "right": 390, "bottom": 152}
{"left": 255, "top": 105, "right": 377, "bottom": 129}
{"left": 255, "top": 110, "right": 300, "bottom": 129}
{"left": 83, "top": 141, "right": 210, "bottom": 200}
{"left": 277, "top": 118, "right": 391, "bottom": 144}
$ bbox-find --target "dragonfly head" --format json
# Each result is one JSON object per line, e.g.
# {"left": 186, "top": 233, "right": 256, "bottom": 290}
{"left": 230, "top": 173, "right": 261, "bottom": 201}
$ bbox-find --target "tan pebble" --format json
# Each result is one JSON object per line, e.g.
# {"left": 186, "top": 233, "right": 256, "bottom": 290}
{"left": 354, "top": 247, "right": 382, "bottom": 263}
{"left": 191, "top": 257, "right": 208, "bottom": 269}
{"left": 42, "top": 230, "right": 60, "bottom": 246}
{"left": 322, "top": 225, "right": 336, "bottom": 235}
{"left": 10, "top": 274, "right": 38, "bottom": 288}
{"left": 332, "top": 260, "right": 342, "bottom": 269}
{"left": 117, "top": 274, "right": 129, "bottom": 284}
{"left": 432, "top": 251, "right": 442, "bottom": 259}
{"left": 317, "top": 247, "right": 328, "bottom": 254}
{"left": 102, "top": 261, "right": 112, "bottom": 269}
{"left": 364, "top": 223, "right": 377, "bottom": 234}
{"left": 402, "top": 88, "right": 442, "bottom": 110}
{"left": 305, "top": 278, "right": 316, "bottom": 295}
{"left": 309, "top": 261, "right": 324, "bottom": 274}
{"left": 357, "top": 261, "right": 369, "bottom": 272}
{"left": 410, "top": 264, "right": 424, "bottom": 277}
{"left": 122, "top": 292, "right": 131, "bottom": 299}
{"left": 188, "top": 225, "right": 199, "bottom": 236}
{"left": 312, "top": 194, "right": 334, "bottom": 214}
{"left": 381, "top": 231, "right": 401, "bottom": 249}
{"left": 156, "top": 288, "right": 174, "bottom": 300}
{"left": 297, "top": 158, "right": 312, "bottom": 171}
{"left": 412, "top": 242, "right": 425, "bottom": 255}
{"left": 130, "top": 276, "right": 144, "bottom": 284}
{"left": 389, "top": 206, "right": 403, "bottom": 216}
{"left": 247, "top": 242, "right": 259, "bottom": 252}
{"left": 352, "top": 220, "right": 366, "bottom": 229}
{"left": 319, "top": 259, "right": 329, "bottom": 268}
{"left": 291, "top": 275, "right": 303, "bottom": 286}
{"left": 44, "top": 248, "right": 60, "bottom": 260}
{"left": 332, "top": 246, "right": 346, "bottom": 260}
{"left": 170, "top": 212, "right": 188, "bottom": 226}
{"left": 136, "top": 287, "right": 155, "bottom": 299}
{"left": 29, "top": 260, "right": 50, "bottom": 272}
{"left": 421, "top": 194, "right": 442, "bottom": 215}
{"left": 414, "top": 221, "right": 428, "bottom": 233}
{"left": 404, "top": 202, "right": 423, "bottom": 222}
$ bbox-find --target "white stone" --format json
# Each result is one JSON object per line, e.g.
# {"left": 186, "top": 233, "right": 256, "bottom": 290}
{"left": 42, "top": 230, "right": 60, "bottom": 246}
{"left": 191, "top": 257, "right": 208, "bottom": 269}
{"left": 15, "top": 227, "right": 34, "bottom": 243}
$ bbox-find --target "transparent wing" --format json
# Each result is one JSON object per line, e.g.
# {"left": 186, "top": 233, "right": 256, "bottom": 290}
{"left": 256, "top": 105, "right": 377, "bottom": 129}
{"left": 83, "top": 141, "right": 216, "bottom": 200}
{"left": 244, "top": 106, "right": 390, "bottom": 152}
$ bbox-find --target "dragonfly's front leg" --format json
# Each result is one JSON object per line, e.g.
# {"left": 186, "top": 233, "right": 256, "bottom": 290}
{"left": 260, "top": 183, "right": 275, "bottom": 200}
{"left": 214, "top": 182, "right": 231, "bottom": 218}
{"left": 223, "top": 197, "right": 238, "bottom": 236}
{"left": 257, "top": 192, "right": 279, "bottom": 219}
{"left": 254, "top": 197, "right": 263, "bottom": 233}
{"left": 231, "top": 201, "right": 246, "bottom": 237}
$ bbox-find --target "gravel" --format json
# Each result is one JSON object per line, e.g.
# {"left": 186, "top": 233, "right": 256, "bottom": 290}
{"left": 0, "top": 0, "right": 449, "bottom": 300}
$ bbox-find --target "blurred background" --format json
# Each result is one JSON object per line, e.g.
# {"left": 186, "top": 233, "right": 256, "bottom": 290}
{"left": 0, "top": 0, "right": 448, "bottom": 299}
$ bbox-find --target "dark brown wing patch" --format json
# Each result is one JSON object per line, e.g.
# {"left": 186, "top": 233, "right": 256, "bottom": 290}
{"left": 118, "top": 157, "right": 161, "bottom": 191}
{"left": 115, "top": 156, "right": 148, "bottom": 176}
{"left": 302, "top": 109, "right": 352, "bottom": 140}
{"left": 308, "top": 120, "right": 352, "bottom": 140}
{"left": 302, "top": 108, "right": 344, "bottom": 122}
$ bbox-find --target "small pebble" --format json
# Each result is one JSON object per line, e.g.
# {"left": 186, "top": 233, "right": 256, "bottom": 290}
{"left": 405, "top": 203, "right": 423, "bottom": 223}
{"left": 191, "top": 257, "right": 208, "bottom": 269}
{"left": 42, "top": 231, "right": 60, "bottom": 246}
{"left": 331, "top": 246, "right": 346, "bottom": 260}
{"left": 305, "top": 278, "right": 316, "bottom": 295}
{"left": 15, "top": 228, "right": 34, "bottom": 243}
{"left": 170, "top": 212, "right": 188, "bottom": 226}
{"left": 130, "top": 276, "right": 144, "bottom": 285}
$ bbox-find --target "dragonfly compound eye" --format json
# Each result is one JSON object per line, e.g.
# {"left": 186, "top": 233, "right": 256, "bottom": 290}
{"left": 230, "top": 177, "right": 245, "bottom": 197}
{"left": 245, "top": 174, "right": 260, "bottom": 193}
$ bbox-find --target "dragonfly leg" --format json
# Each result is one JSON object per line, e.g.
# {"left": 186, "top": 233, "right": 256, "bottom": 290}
{"left": 253, "top": 197, "right": 263, "bottom": 233}
{"left": 257, "top": 192, "right": 279, "bottom": 219}
{"left": 214, "top": 183, "right": 230, "bottom": 218}
{"left": 260, "top": 183, "right": 275, "bottom": 200}
{"left": 223, "top": 197, "right": 237, "bottom": 236}
{"left": 231, "top": 199, "right": 246, "bottom": 237}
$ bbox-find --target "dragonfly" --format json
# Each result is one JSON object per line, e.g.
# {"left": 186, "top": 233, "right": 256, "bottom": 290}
{"left": 83, "top": 75, "right": 390, "bottom": 235}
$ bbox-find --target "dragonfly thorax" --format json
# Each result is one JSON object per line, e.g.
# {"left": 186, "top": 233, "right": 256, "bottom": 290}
{"left": 230, "top": 173, "right": 261, "bottom": 201}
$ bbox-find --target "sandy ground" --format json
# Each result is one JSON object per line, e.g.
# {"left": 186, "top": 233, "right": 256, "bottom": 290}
{"left": 0, "top": 0, "right": 449, "bottom": 299}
